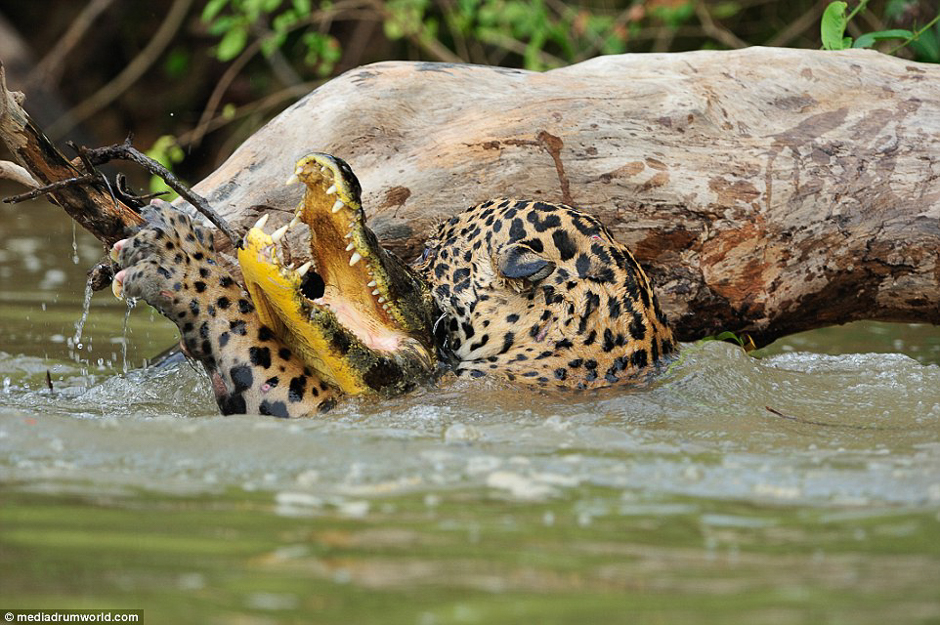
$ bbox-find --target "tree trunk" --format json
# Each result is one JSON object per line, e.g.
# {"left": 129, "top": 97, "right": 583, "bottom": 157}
{"left": 3, "top": 48, "right": 939, "bottom": 346}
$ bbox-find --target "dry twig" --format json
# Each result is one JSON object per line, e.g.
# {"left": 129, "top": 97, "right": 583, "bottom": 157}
{"left": 2, "top": 174, "right": 96, "bottom": 204}
{"left": 695, "top": 1, "right": 749, "bottom": 49}
{"left": 78, "top": 136, "right": 242, "bottom": 247}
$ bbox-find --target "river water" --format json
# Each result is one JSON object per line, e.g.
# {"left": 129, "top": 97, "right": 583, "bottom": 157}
{"left": 1, "top": 190, "right": 939, "bottom": 624}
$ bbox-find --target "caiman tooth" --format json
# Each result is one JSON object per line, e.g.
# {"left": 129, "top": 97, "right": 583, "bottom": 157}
{"left": 297, "top": 261, "right": 312, "bottom": 277}
{"left": 377, "top": 297, "right": 386, "bottom": 304}
{"left": 372, "top": 289, "right": 380, "bottom": 296}
{"left": 271, "top": 223, "right": 290, "bottom": 242}
{"left": 345, "top": 243, "right": 355, "bottom": 251}
{"left": 367, "top": 280, "right": 377, "bottom": 287}
{"left": 254, "top": 214, "right": 269, "bottom": 230}
{"left": 344, "top": 232, "right": 353, "bottom": 239}
{"left": 349, "top": 252, "right": 362, "bottom": 266}
{"left": 289, "top": 214, "right": 302, "bottom": 229}
{"left": 331, "top": 200, "right": 344, "bottom": 213}
{"left": 285, "top": 174, "right": 300, "bottom": 186}
{"left": 326, "top": 184, "right": 337, "bottom": 195}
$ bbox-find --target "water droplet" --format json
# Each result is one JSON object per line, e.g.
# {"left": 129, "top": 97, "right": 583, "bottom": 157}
{"left": 72, "top": 276, "right": 95, "bottom": 350}
{"left": 122, "top": 298, "right": 138, "bottom": 375}
{"left": 71, "top": 222, "right": 80, "bottom": 264}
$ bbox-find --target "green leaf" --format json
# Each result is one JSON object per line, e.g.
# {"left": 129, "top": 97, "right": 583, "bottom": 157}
{"left": 292, "top": 0, "right": 311, "bottom": 14}
{"left": 650, "top": 1, "right": 694, "bottom": 28}
{"left": 272, "top": 9, "right": 298, "bottom": 32}
{"left": 260, "top": 31, "right": 286, "bottom": 57}
{"left": 821, "top": 1, "right": 848, "bottom": 50}
{"left": 202, "top": 0, "right": 230, "bottom": 22}
{"left": 163, "top": 48, "right": 190, "bottom": 78}
{"left": 910, "top": 24, "right": 940, "bottom": 62}
{"left": 206, "top": 14, "right": 234, "bottom": 36}
{"left": 216, "top": 23, "right": 248, "bottom": 61}
{"left": 145, "top": 135, "right": 184, "bottom": 199}
{"left": 852, "top": 28, "right": 912, "bottom": 48}
{"left": 712, "top": 2, "right": 741, "bottom": 19}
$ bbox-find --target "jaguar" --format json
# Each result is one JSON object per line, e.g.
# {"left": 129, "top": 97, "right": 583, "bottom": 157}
{"left": 111, "top": 153, "right": 676, "bottom": 416}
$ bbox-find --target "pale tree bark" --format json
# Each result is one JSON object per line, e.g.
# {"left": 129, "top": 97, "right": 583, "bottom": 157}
{"left": 2, "top": 48, "right": 939, "bottom": 346}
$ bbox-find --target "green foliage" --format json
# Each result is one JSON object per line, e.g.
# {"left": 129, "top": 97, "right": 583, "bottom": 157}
{"left": 163, "top": 47, "right": 191, "bottom": 79}
{"left": 202, "top": 0, "right": 341, "bottom": 75}
{"left": 821, "top": 0, "right": 937, "bottom": 55}
{"left": 852, "top": 28, "right": 912, "bottom": 48}
{"left": 197, "top": 0, "right": 939, "bottom": 98}
{"left": 711, "top": 2, "right": 741, "bottom": 20}
{"left": 906, "top": 16, "right": 940, "bottom": 61}
{"left": 821, "top": 1, "right": 852, "bottom": 50}
{"left": 648, "top": 1, "right": 694, "bottom": 29}
{"left": 199, "top": 0, "right": 711, "bottom": 74}
{"left": 145, "top": 136, "right": 185, "bottom": 199}
{"left": 698, "top": 331, "right": 749, "bottom": 348}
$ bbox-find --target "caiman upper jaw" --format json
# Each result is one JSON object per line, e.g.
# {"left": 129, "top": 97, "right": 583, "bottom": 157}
{"left": 237, "top": 152, "right": 436, "bottom": 397}
{"left": 288, "top": 153, "right": 404, "bottom": 323}
{"left": 290, "top": 152, "right": 363, "bottom": 212}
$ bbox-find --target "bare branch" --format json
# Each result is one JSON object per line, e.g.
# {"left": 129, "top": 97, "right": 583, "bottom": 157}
{"left": 189, "top": 38, "right": 264, "bottom": 149}
{"left": 27, "top": 0, "right": 118, "bottom": 90}
{"left": 695, "top": 1, "right": 749, "bottom": 49}
{"left": 191, "top": 0, "right": 376, "bottom": 148}
{"left": 79, "top": 137, "right": 242, "bottom": 248}
{"left": 179, "top": 82, "right": 320, "bottom": 148}
{"left": 48, "top": 0, "right": 194, "bottom": 138}
{"left": 3, "top": 174, "right": 95, "bottom": 204}
{"left": 766, "top": 2, "right": 826, "bottom": 47}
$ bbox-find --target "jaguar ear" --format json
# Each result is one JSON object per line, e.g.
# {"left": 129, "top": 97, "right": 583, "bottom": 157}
{"left": 496, "top": 243, "right": 556, "bottom": 282}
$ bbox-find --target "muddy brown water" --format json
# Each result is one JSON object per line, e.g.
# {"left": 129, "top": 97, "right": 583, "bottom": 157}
{"left": 1, "top": 190, "right": 939, "bottom": 624}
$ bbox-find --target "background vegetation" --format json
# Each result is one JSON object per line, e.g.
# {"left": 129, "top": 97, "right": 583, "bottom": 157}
{"left": 1, "top": 0, "right": 938, "bottom": 189}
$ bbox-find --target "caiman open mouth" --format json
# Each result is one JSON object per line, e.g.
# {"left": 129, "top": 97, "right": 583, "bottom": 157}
{"left": 237, "top": 153, "right": 436, "bottom": 396}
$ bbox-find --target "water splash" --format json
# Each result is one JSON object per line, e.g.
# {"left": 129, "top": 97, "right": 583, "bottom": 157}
{"left": 70, "top": 276, "right": 96, "bottom": 353}
{"left": 71, "top": 221, "right": 80, "bottom": 265}
{"left": 121, "top": 298, "right": 138, "bottom": 375}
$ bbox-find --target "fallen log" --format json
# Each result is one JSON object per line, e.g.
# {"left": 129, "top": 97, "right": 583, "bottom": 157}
{"left": 2, "top": 47, "right": 939, "bottom": 346}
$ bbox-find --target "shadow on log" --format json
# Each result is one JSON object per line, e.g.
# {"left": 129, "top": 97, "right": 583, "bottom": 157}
{"left": 2, "top": 47, "right": 939, "bottom": 347}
